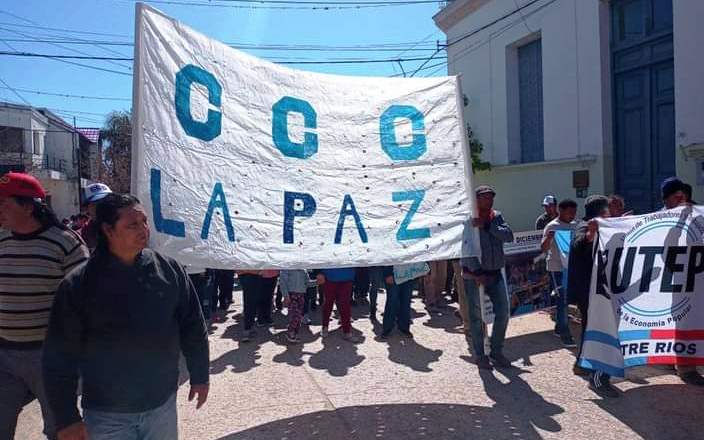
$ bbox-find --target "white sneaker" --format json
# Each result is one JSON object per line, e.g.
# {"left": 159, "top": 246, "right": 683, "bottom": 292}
{"left": 321, "top": 327, "right": 329, "bottom": 338}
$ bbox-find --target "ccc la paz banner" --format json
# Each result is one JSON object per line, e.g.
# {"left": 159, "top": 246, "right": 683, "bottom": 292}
{"left": 579, "top": 206, "right": 704, "bottom": 377}
{"left": 130, "top": 4, "right": 477, "bottom": 269}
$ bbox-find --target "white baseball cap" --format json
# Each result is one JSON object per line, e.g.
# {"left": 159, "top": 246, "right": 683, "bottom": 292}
{"left": 84, "top": 183, "right": 112, "bottom": 204}
{"left": 542, "top": 195, "right": 557, "bottom": 206}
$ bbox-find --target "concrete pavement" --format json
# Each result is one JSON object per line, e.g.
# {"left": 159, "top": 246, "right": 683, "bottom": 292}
{"left": 16, "top": 292, "right": 702, "bottom": 439}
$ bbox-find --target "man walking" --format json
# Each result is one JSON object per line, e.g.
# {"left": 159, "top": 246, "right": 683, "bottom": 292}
{"left": 42, "top": 193, "right": 210, "bottom": 440}
{"left": 541, "top": 199, "right": 578, "bottom": 347}
{"left": 462, "top": 185, "right": 514, "bottom": 369}
{"left": 0, "top": 172, "right": 89, "bottom": 440}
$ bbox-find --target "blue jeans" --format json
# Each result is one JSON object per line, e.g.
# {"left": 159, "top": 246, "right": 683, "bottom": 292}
{"left": 464, "top": 273, "right": 509, "bottom": 357}
{"left": 84, "top": 393, "right": 177, "bottom": 440}
{"left": 550, "top": 271, "right": 571, "bottom": 337}
{"left": 383, "top": 279, "right": 415, "bottom": 333}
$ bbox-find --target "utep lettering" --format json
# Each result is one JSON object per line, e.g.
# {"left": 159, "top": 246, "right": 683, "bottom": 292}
{"left": 156, "top": 64, "right": 432, "bottom": 244}
{"left": 596, "top": 245, "right": 704, "bottom": 296}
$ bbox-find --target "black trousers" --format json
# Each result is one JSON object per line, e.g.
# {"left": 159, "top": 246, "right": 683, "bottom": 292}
{"left": 240, "top": 274, "right": 276, "bottom": 330}
{"left": 353, "top": 267, "right": 369, "bottom": 300}
{"left": 214, "top": 269, "right": 235, "bottom": 307}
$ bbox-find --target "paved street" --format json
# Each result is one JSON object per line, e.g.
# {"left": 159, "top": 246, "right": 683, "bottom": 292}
{"left": 17, "top": 292, "right": 702, "bottom": 440}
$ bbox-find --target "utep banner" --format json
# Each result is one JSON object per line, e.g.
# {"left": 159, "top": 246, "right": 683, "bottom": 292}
{"left": 579, "top": 206, "right": 704, "bottom": 377}
{"left": 131, "top": 4, "right": 476, "bottom": 269}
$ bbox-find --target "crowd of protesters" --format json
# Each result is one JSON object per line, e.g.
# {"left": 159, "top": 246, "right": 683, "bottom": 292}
{"left": 1, "top": 170, "right": 702, "bottom": 440}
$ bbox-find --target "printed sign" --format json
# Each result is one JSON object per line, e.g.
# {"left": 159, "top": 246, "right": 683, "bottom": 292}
{"left": 579, "top": 207, "right": 704, "bottom": 376}
{"left": 131, "top": 4, "right": 477, "bottom": 269}
{"left": 393, "top": 262, "right": 431, "bottom": 285}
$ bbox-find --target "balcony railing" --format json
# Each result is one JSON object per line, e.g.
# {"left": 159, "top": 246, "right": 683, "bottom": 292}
{"left": 0, "top": 151, "right": 73, "bottom": 176}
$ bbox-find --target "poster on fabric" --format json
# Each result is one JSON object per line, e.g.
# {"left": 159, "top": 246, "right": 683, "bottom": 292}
{"left": 130, "top": 4, "right": 477, "bottom": 269}
{"left": 579, "top": 206, "right": 704, "bottom": 377}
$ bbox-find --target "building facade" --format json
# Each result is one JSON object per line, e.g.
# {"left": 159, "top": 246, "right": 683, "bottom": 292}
{"left": 0, "top": 102, "right": 100, "bottom": 220}
{"left": 435, "top": 0, "right": 704, "bottom": 230}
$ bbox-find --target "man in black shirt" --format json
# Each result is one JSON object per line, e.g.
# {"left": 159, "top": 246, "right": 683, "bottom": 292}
{"left": 42, "top": 193, "right": 209, "bottom": 440}
{"left": 535, "top": 195, "right": 558, "bottom": 230}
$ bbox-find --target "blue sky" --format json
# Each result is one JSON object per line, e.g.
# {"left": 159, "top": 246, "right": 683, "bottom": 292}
{"left": 0, "top": 0, "right": 447, "bottom": 127}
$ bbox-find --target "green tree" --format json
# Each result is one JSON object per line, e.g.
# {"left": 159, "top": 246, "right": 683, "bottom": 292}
{"left": 467, "top": 124, "right": 491, "bottom": 173}
{"left": 99, "top": 110, "right": 132, "bottom": 193}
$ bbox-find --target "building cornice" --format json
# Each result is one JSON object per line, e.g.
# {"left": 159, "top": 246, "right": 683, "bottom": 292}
{"left": 433, "top": 0, "right": 492, "bottom": 33}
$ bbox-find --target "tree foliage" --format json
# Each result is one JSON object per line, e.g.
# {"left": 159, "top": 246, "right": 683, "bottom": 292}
{"left": 467, "top": 124, "right": 491, "bottom": 173}
{"left": 99, "top": 111, "right": 132, "bottom": 193}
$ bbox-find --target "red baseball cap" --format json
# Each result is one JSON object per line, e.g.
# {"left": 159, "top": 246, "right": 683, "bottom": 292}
{"left": 0, "top": 172, "right": 46, "bottom": 199}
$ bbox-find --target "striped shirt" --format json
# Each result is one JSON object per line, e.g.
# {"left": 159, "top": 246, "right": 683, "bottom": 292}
{"left": 0, "top": 226, "right": 89, "bottom": 349}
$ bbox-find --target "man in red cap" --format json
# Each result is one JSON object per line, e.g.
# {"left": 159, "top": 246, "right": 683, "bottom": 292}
{"left": 0, "top": 172, "right": 89, "bottom": 439}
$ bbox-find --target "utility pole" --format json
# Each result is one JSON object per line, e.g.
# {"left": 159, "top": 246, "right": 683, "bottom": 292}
{"left": 73, "top": 116, "right": 82, "bottom": 212}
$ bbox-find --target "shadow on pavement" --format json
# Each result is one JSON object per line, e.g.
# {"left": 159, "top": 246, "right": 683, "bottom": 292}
{"left": 478, "top": 367, "right": 562, "bottom": 434}
{"left": 383, "top": 336, "right": 443, "bottom": 373}
{"left": 307, "top": 331, "right": 366, "bottom": 377}
{"left": 210, "top": 322, "right": 266, "bottom": 375}
{"left": 594, "top": 383, "right": 704, "bottom": 440}
{"left": 215, "top": 401, "right": 562, "bottom": 440}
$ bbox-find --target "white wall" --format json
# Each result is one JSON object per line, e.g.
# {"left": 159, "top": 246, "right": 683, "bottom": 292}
{"left": 44, "top": 121, "right": 77, "bottom": 176}
{"left": 673, "top": 0, "right": 704, "bottom": 202}
{"left": 438, "top": 0, "right": 610, "bottom": 229}
{"left": 444, "top": 0, "right": 608, "bottom": 166}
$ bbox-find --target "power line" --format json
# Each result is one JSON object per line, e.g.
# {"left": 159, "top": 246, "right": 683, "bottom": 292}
{"left": 0, "top": 21, "right": 131, "bottom": 38}
{"left": 409, "top": 48, "right": 443, "bottom": 77}
{"left": 0, "top": 86, "right": 130, "bottom": 101}
{"left": 389, "top": 60, "right": 446, "bottom": 77}
{"left": 0, "top": 37, "right": 438, "bottom": 52}
{"left": 156, "top": 0, "right": 441, "bottom": 4}
{"left": 116, "top": 0, "right": 442, "bottom": 10}
{"left": 0, "top": 9, "right": 134, "bottom": 61}
{"left": 0, "top": 50, "right": 446, "bottom": 65}
{"left": 0, "top": 76, "right": 30, "bottom": 105}
{"left": 446, "top": 0, "right": 545, "bottom": 47}
{"left": 0, "top": 26, "right": 133, "bottom": 71}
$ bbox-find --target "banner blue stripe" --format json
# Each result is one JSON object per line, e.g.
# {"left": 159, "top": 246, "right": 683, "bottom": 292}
{"left": 584, "top": 330, "right": 621, "bottom": 348}
{"left": 624, "top": 357, "right": 648, "bottom": 367}
{"left": 579, "top": 358, "right": 625, "bottom": 378}
{"left": 618, "top": 330, "right": 651, "bottom": 341}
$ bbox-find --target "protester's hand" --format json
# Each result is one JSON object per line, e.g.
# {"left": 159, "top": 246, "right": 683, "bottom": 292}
{"left": 189, "top": 383, "right": 209, "bottom": 409}
{"left": 316, "top": 274, "right": 326, "bottom": 285}
{"left": 385, "top": 275, "right": 394, "bottom": 285}
{"left": 472, "top": 217, "right": 485, "bottom": 228}
{"left": 283, "top": 297, "right": 291, "bottom": 307}
{"left": 586, "top": 219, "right": 599, "bottom": 242}
{"left": 57, "top": 421, "right": 88, "bottom": 440}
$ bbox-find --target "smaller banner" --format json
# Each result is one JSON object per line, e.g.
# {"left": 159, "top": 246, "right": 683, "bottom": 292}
{"left": 504, "top": 230, "right": 551, "bottom": 316}
{"left": 393, "top": 262, "right": 430, "bottom": 285}
{"left": 579, "top": 206, "right": 704, "bottom": 377}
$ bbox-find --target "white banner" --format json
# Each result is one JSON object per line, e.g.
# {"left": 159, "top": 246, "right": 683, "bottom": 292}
{"left": 131, "top": 4, "right": 477, "bottom": 270}
{"left": 579, "top": 206, "right": 704, "bottom": 377}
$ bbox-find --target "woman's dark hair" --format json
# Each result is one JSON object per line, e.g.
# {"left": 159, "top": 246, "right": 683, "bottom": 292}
{"left": 94, "top": 193, "right": 141, "bottom": 252}
{"left": 12, "top": 196, "right": 66, "bottom": 231}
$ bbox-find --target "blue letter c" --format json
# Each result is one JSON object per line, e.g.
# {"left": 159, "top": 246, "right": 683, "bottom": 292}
{"left": 380, "top": 105, "right": 427, "bottom": 161}
{"left": 175, "top": 64, "right": 222, "bottom": 141}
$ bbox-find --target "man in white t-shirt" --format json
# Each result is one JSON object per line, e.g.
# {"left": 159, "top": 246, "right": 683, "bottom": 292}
{"left": 541, "top": 199, "right": 578, "bottom": 347}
